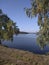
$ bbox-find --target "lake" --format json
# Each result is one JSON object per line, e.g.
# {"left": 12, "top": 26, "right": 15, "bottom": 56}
{"left": 2, "top": 34, "right": 49, "bottom": 54}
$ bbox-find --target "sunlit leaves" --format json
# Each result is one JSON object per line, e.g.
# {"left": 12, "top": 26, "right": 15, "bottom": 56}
{"left": 25, "top": 0, "right": 49, "bottom": 48}
{"left": 0, "top": 9, "right": 19, "bottom": 43}
{"left": 7, "top": 20, "right": 13, "bottom": 28}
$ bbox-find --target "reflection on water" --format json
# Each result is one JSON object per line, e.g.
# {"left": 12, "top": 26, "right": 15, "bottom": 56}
{"left": 2, "top": 34, "right": 49, "bottom": 54}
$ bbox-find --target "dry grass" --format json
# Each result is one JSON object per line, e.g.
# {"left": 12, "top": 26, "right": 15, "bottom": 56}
{"left": 0, "top": 45, "right": 49, "bottom": 65}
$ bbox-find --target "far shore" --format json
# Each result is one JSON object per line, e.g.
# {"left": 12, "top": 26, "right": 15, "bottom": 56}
{"left": 19, "top": 31, "right": 30, "bottom": 34}
{"left": 19, "top": 31, "right": 39, "bottom": 34}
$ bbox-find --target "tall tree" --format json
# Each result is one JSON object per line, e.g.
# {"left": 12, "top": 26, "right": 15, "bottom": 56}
{"left": 0, "top": 9, "right": 19, "bottom": 44}
{"left": 25, "top": 0, "right": 49, "bottom": 48}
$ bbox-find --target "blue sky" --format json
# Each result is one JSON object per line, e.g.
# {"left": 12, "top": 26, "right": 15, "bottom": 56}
{"left": 0, "top": 0, "right": 39, "bottom": 32}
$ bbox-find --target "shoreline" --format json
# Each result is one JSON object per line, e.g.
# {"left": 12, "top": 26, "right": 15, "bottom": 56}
{"left": 0, "top": 45, "right": 49, "bottom": 65}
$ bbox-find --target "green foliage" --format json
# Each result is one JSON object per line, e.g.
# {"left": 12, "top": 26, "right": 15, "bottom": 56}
{"left": 0, "top": 9, "right": 19, "bottom": 43}
{"left": 25, "top": 0, "right": 49, "bottom": 48}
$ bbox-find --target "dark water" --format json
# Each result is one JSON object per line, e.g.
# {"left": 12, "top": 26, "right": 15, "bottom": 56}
{"left": 2, "top": 34, "right": 49, "bottom": 54}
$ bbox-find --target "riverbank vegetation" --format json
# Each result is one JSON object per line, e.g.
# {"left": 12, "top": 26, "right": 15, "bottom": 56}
{"left": 0, "top": 9, "right": 19, "bottom": 44}
{"left": 25, "top": 0, "right": 49, "bottom": 48}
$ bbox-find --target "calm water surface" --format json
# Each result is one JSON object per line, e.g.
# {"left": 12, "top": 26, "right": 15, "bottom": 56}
{"left": 2, "top": 34, "right": 49, "bottom": 54}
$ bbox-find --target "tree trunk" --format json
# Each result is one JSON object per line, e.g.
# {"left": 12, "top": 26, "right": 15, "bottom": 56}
{"left": 0, "top": 39, "right": 1, "bottom": 44}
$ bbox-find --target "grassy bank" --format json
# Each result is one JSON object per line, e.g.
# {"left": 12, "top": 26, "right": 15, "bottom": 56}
{"left": 0, "top": 45, "right": 49, "bottom": 65}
